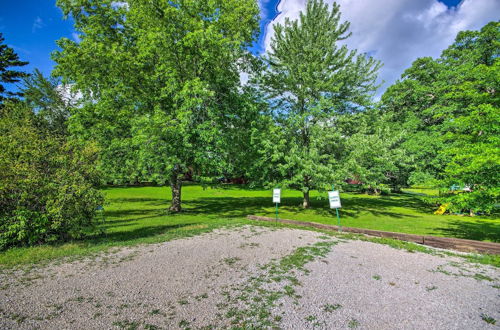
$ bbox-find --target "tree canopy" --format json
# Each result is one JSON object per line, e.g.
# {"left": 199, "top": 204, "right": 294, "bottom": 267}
{"left": 53, "top": 0, "right": 260, "bottom": 211}
{"left": 381, "top": 21, "right": 499, "bottom": 214}
{"left": 253, "top": 0, "right": 381, "bottom": 207}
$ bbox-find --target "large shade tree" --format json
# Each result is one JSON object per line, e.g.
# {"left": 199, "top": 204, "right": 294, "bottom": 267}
{"left": 382, "top": 21, "right": 499, "bottom": 214}
{"left": 53, "top": 0, "right": 260, "bottom": 211}
{"left": 255, "top": 0, "right": 381, "bottom": 207}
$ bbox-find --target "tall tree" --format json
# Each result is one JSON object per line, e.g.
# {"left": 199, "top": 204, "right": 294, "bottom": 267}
{"left": 380, "top": 57, "right": 448, "bottom": 187}
{"left": 256, "top": 0, "right": 381, "bottom": 207}
{"left": 22, "top": 69, "right": 73, "bottom": 136}
{"left": 436, "top": 21, "right": 499, "bottom": 214}
{"left": 382, "top": 21, "right": 499, "bottom": 214}
{"left": 343, "top": 110, "right": 408, "bottom": 194}
{"left": 0, "top": 33, "right": 29, "bottom": 103}
{"left": 53, "top": 0, "right": 260, "bottom": 211}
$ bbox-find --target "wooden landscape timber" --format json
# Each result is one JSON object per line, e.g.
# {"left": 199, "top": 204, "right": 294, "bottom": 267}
{"left": 247, "top": 215, "right": 500, "bottom": 255}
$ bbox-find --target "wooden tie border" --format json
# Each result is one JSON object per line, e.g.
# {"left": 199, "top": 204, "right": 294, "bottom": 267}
{"left": 246, "top": 215, "right": 500, "bottom": 255}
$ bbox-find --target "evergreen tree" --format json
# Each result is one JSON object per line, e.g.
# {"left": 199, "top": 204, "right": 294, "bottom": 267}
{"left": 0, "top": 33, "right": 29, "bottom": 103}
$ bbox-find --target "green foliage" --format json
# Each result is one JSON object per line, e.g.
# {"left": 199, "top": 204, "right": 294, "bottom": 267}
{"left": 0, "top": 102, "right": 103, "bottom": 249}
{"left": 382, "top": 21, "right": 499, "bottom": 213}
{"left": 254, "top": 0, "right": 381, "bottom": 206}
{"left": 53, "top": 0, "right": 260, "bottom": 211}
{"left": 0, "top": 33, "right": 29, "bottom": 102}
{"left": 342, "top": 110, "right": 408, "bottom": 193}
{"left": 21, "top": 69, "right": 72, "bottom": 136}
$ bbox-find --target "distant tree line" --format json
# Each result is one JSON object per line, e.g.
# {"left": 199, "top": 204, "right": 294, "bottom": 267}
{"left": 0, "top": 1, "right": 497, "bottom": 248}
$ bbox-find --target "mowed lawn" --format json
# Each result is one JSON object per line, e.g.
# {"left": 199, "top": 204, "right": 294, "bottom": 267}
{"left": 1, "top": 184, "right": 498, "bottom": 267}
{"left": 104, "top": 184, "right": 500, "bottom": 241}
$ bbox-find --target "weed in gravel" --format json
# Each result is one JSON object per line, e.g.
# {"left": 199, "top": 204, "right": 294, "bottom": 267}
{"left": 9, "top": 313, "right": 27, "bottom": 324}
{"left": 195, "top": 293, "right": 209, "bottom": 301}
{"left": 238, "top": 242, "right": 260, "bottom": 249}
{"left": 48, "top": 303, "right": 63, "bottom": 311}
{"left": 305, "top": 315, "right": 317, "bottom": 322}
{"left": 93, "top": 312, "right": 103, "bottom": 319}
{"left": 222, "top": 257, "right": 241, "bottom": 266}
{"left": 262, "top": 222, "right": 500, "bottom": 268}
{"left": 473, "top": 273, "right": 493, "bottom": 281}
{"left": 426, "top": 285, "right": 438, "bottom": 291}
{"left": 492, "top": 284, "right": 500, "bottom": 289}
{"left": 432, "top": 263, "right": 495, "bottom": 282}
{"left": 481, "top": 313, "right": 496, "bottom": 325}
{"left": 144, "top": 324, "right": 159, "bottom": 330}
{"left": 199, "top": 325, "right": 215, "bottom": 330}
{"left": 348, "top": 319, "right": 360, "bottom": 328}
{"left": 72, "top": 296, "right": 85, "bottom": 303}
{"left": 372, "top": 274, "right": 381, "bottom": 280}
{"left": 112, "top": 320, "right": 140, "bottom": 330}
{"left": 323, "top": 303, "right": 342, "bottom": 312}
{"left": 149, "top": 309, "right": 163, "bottom": 316}
{"left": 283, "top": 285, "right": 295, "bottom": 297}
{"left": 216, "top": 240, "right": 338, "bottom": 328}
{"left": 178, "top": 299, "right": 189, "bottom": 305}
{"left": 178, "top": 319, "right": 190, "bottom": 328}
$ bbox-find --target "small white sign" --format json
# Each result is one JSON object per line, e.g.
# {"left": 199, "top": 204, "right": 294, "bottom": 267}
{"left": 273, "top": 189, "right": 281, "bottom": 203}
{"left": 328, "top": 191, "right": 341, "bottom": 209}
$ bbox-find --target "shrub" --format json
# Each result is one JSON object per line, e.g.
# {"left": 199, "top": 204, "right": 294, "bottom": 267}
{"left": 0, "top": 102, "right": 104, "bottom": 249}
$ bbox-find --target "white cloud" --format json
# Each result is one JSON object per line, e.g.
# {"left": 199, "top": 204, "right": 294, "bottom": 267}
{"left": 264, "top": 0, "right": 500, "bottom": 95}
{"left": 32, "top": 16, "right": 45, "bottom": 32}
{"left": 57, "top": 84, "right": 84, "bottom": 107}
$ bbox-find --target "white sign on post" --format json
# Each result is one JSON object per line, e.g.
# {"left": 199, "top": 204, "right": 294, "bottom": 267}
{"left": 273, "top": 189, "right": 281, "bottom": 203}
{"left": 328, "top": 191, "right": 341, "bottom": 209}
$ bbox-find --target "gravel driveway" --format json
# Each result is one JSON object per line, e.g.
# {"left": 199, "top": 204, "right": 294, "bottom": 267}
{"left": 0, "top": 225, "right": 498, "bottom": 329}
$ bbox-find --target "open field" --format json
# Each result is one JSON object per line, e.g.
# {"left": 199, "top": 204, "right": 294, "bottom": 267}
{"left": 0, "top": 184, "right": 499, "bottom": 267}
{"left": 1, "top": 226, "right": 498, "bottom": 329}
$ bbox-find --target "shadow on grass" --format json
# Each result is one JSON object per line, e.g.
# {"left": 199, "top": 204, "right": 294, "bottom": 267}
{"left": 89, "top": 223, "right": 197, "bottom": 244}
{"left": 435, "top": 220, "right": 500, "bottom": 242}
{"left": 180, "top": 194, "right": 426, "bottom": 220}
{"left": 102, "top": 193, "right": 498, "bottom": 242}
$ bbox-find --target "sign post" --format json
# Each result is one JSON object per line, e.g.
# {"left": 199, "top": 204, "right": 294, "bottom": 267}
{"left": 273, "top": 188, "right": 281, "bottom": 223}
{"left": 329, "top": 185, "right": 342, "bottom": 232}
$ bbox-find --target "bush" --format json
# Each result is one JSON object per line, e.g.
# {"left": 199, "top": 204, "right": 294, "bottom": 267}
{"left": 436, "top": 188, "right": 499, "bottom": 216}
{"left": 0, "top": 102, "right": 104, "bottom": 249}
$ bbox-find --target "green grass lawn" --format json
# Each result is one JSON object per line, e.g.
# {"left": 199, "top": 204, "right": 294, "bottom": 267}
{"left": 1, "top": 184, "right": 498, "bottom": 267}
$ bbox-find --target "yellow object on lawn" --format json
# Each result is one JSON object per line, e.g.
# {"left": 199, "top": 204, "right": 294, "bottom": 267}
{"left": 434, "top": 203, "right": 449, "bottom": 215}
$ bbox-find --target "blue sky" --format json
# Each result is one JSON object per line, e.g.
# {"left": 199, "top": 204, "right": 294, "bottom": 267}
{"left": 1, "top": 0, "right": 498, "bottom": 95}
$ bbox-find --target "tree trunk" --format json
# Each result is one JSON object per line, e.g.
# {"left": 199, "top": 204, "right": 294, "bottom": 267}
{"left": 302, "top": 190, "right": 310, "bottom": 209}
{"left": 169, "top": 166, "right": 182, "bottom": 212}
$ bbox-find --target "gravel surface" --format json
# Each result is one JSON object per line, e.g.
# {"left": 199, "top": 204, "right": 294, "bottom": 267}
{"left": 0, "top": 225, "right": 498, "bottom": 329}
